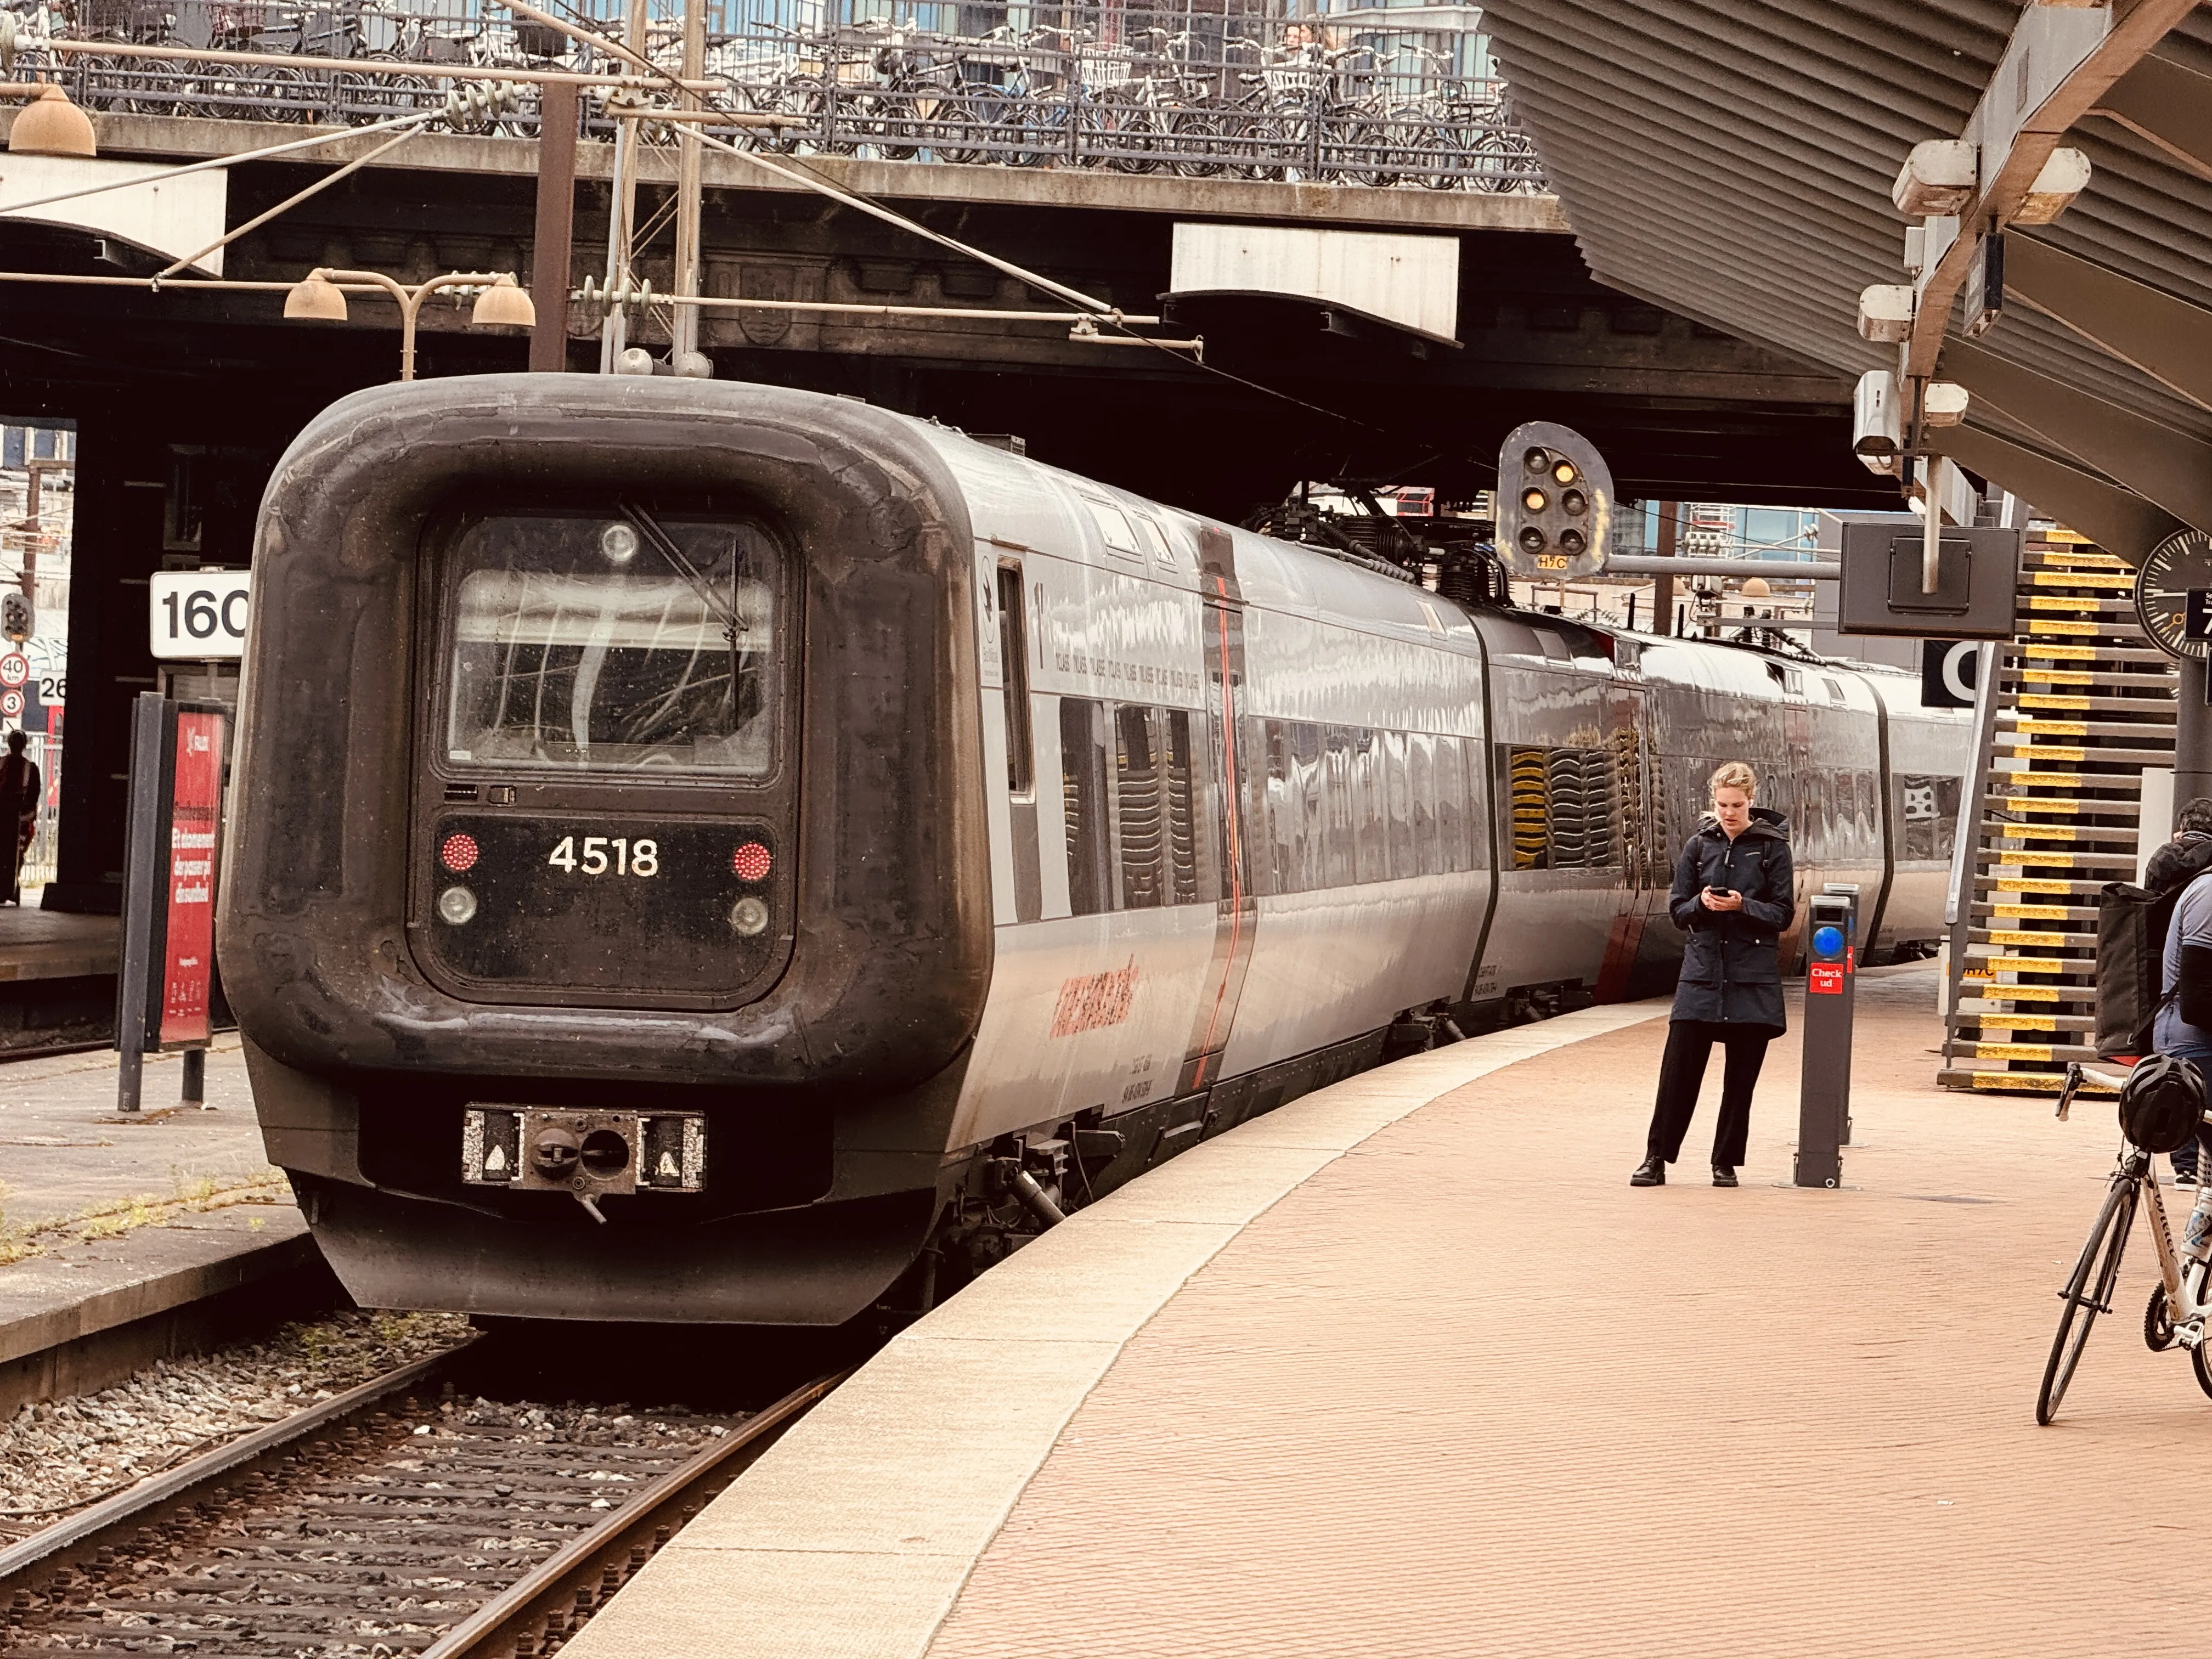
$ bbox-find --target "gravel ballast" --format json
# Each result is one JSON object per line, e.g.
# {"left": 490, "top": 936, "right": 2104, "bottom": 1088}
{"left": 0, "top": 1310, "right": 474, "bottom": 1523}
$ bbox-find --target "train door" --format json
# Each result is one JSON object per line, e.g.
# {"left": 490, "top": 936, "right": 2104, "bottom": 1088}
{"left": 1174, "top": 526, "right": 1256, "bottom": 1094}
{"left": 985, "top": 555, "right": 1043, "bottom": 923}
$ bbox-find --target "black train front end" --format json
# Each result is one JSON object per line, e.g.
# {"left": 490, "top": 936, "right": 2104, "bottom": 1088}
{"left": 219, "top": 375, "right": 992, "bottom": 1324}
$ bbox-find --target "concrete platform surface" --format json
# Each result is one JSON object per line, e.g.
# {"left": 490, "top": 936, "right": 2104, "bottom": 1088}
{"left": 0, "top": 1035, "right": 268, "bottom": 1226}
{"left": 566, "top": 967, "right": 2211, "bottom": 1657}
{"left": 0, "top": 910, "right": 117, "bottom": 983}
{"left": 0, "top": 1036, "right": 306, "bottom": 1411}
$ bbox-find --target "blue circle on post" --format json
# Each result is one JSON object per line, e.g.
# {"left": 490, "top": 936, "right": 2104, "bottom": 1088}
{"left": 1813, "top": 924, "right": 1844, "bottom": 958}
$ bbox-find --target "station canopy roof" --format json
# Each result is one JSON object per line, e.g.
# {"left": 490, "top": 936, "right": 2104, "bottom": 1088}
{"left": 1480, "top": 0, "right": 2212, "bottom": 563}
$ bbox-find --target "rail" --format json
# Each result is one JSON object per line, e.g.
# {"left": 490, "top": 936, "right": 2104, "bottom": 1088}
{"left": 0, "top": 4, "right": 1547, "bottom": 190}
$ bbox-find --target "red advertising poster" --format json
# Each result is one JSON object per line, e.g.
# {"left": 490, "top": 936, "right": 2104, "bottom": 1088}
{"left": 159, "top": 710, "right": 224, "bottom": 1046}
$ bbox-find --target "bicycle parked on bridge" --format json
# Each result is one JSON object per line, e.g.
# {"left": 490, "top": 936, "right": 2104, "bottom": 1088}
{"left": 2037, "top": 1056, "right": 2212, "bottom": 1424}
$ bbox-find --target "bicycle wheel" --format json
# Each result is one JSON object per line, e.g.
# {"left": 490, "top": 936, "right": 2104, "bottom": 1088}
{"left": 2038, "top": 1176, "right": 2137, "bottom": 1424}
{"left": 2185, "top": 1255, "right": 2212, "bottom": 1400}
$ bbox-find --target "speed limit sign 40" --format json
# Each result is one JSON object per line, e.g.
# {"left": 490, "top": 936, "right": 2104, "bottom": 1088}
{"left": 149, "top": 571, "right": 251, "bottom": 661}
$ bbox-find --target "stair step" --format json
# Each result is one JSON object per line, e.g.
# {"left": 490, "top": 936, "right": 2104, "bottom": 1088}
{"left": 1955, "top": 984, "right": 2097, "bottom": 1004}
{"left": 1996, "top": 715, "right": 2175, "bottom": 741}
{"left": 1953, "top": 1039, "right": 2103, "bottom": 1063}
{"left": 1988, "top": 877, "right": 2111, "bottom": 898}
{"left": 1979, "top": 820, "right": 2142, "bottom": 844}
{"left": 1949, "top": 1012, "right": 2098, "bottom": 1032}
{"left": 2008, "top": 641, "right": 2170, "bottom": 664}
{"left": 1975, "top": 849, "right": 2137, "bottom": 870}
{"left": 1937, "top": 1068, "right": 2094, "bottom": 1093}
{"left": 1983, "top": 794, "right": 2143, "bottom": 816}
{"left": 1962, "top": 955, "right": 2095, "bottom": 978}
{"left": 1994, "top": 742, "right": 2179, "bottom": 769}
{"left": 1971, "top": 901, "right": 2098, "bottom": 922}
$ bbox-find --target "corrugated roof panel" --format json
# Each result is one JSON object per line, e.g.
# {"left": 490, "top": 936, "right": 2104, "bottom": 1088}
{"left": 1483, "top": 0, "right": 2212, "bottom": 496}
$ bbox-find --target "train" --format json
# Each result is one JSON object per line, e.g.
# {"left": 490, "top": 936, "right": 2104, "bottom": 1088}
{"left": 217, "top": 375, "right": 1972, "bottom": 1327}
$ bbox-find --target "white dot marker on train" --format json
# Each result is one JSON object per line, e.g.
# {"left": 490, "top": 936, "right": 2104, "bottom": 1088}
{"left": 486, "top": 1145, "right": 508, "bottom": 1173}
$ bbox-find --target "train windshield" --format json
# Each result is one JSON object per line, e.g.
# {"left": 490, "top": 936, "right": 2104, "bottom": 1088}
{"left": 442, "top": 511, "right": 778, "bottom": 776}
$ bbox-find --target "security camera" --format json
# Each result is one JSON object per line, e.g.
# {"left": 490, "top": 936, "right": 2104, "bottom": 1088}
{"left": 1856, "top": 284, "right": 1915, "bottom": 343}
{"left": 1892, "top": 139, "right": 1977, "bottom": 217}
{"left": 1923, "top": 381, "right": 1969, "bottom": 427}
{"left": 2015, "top": 148, "right": 2090, "bottom": 225}
{"left": 1853, "top": 369, "right": 1900, "bottom": 473}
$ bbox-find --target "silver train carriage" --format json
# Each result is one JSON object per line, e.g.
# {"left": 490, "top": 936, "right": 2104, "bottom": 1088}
{"left": 218, "top": 376, "right": 1971, "bottom": 1327}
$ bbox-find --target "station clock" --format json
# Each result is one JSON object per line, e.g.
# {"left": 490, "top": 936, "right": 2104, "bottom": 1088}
{"left": 2133, "top": 527, "right": 2212, "bottom": 662}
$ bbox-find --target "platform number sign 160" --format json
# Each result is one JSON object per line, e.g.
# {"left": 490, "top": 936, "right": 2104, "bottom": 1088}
{"left": 148, "top": 570, "right": 252, "bottom": 662}
{"left": 548, "top": 836, "right": 658, "bottom": 877}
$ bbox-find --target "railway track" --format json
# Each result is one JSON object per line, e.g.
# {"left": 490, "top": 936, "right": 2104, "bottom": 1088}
{"left": 0, "top": 1342, "right": 839, "bottom": 1656}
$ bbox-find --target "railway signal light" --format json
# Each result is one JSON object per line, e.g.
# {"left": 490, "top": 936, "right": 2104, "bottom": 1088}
{"left": 1497, "top": 421, "right": 1615, "bottom": 580}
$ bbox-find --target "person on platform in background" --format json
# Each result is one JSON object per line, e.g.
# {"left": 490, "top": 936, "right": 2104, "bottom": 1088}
{"left": 0, "top": 730, "right": 38, "bottom": 906}
{"left": 1631, "top": 761, "right": 1797, "bottom": 1189}
{"left": 2145, "top": 798, "right": 2212, "bottom": 1184}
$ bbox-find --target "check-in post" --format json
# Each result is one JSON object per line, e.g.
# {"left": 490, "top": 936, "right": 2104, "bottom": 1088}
{"left": 1796, "top": 888, "right": 1858, "bottom": 1188}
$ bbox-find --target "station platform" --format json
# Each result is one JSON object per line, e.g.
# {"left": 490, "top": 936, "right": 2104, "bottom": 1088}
{"left": 569, "top": 964, "right": 2199, "bottom": 1657}
{"left": 0, "top": 908, "right": 121, "bottom": 1055}
{"left": 0, "top": 1039, "right": 319, "bottom": 1415}
{"left": 0, "top": 909, "right": 118, "bottom": 984}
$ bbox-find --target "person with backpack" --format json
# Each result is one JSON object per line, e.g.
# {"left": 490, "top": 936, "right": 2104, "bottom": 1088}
{"left": 2153, "top": 853, "right": 2212, "bottom": 1265}
{"left": 2144, "top": 800, "right": 2212, "bottom": 1182}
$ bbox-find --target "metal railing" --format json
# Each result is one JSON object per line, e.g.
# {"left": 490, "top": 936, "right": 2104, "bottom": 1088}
{"left": 1, "top": 1, "right": 1547, "bottom": 189}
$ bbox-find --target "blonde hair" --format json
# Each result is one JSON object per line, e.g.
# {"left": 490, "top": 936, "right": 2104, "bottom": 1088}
{"left": 1708, "top": 761, "right": 1758, "bottom": 800}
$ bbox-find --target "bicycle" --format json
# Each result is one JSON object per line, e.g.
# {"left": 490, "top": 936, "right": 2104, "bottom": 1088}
{"left": 2037, "top": 1058, "right": 2212, "bottom": 1424}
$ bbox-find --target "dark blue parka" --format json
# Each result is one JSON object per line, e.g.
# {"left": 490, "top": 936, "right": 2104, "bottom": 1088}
{"left": 1668, "top": 806, "right": 1796, "bottom": 1030}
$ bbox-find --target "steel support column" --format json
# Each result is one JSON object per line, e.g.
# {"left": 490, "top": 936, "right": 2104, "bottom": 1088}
{"left": 528, "top": 80, "right": 578, "bottom": 373}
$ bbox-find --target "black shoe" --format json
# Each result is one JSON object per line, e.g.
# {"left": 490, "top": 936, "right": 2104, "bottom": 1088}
{"left": 1630, "top": 1157, "right": 1665, "bottom": 1187}
{"left": 1712, "top": 1165, "right": 1739, "bottom": 1188}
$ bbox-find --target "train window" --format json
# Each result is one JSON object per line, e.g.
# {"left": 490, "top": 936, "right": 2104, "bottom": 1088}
{"left": 1322, "top": 726, "right": 1357, "bottom": 888}
{"left": 1261, "top": 720, "right": 1294, "bottom": 897}
{"left": 1437, "top": 738, "right": 1470, "bottom": 872}
{"left": 1082, "top": 496, "right": 1144, "bottom": 560}
{"left": 1133, "top": 514, "right": 1177, "bottom": 568}
{"left": 1505, "top": 746, "right": 1547, "bottom": 870}
{"left": 442, "top": 511, "right": 777, "bottom": 776}
{"left": 1353, "top": 730, "right": 1387, "bottom": 884}
{"left": 1165, "top": 709, "right": 1201, "bottom": 904}
{"left": 1410, "top": 734, "right": 1441, "bottom": 877}
{"left": 1061, "top": 698, "right": 1111, "bottom": 915}
{"left": 1238, "top": 718, "right": 1272, "bottom": 900}
{"left": 1500, "top": 743, "right": 1617, "bottom": 871}
{"left": 1899, "top": 772, "right": 1960, "bottom": 861}
{"left": 996, "top": 565, "right": 1034, "bottom": 795}
{"left": 1290, "top": 723, "right": 1326, "bottom": 893}
{"left": 1114, "top": 704, "right": 1167, "bottom": 909}
{"left": 1383, "top": 731, "right": 1414, "bottom": 878}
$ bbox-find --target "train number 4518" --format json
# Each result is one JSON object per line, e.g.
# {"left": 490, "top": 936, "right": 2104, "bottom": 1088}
{"left": 547, "top": 836, "right": 660, "bottom": 877}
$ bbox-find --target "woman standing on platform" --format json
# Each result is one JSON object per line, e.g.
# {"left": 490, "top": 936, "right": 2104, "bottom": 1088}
{"left": 1630, "top": 761, "right": 1796, "bottom": 1189}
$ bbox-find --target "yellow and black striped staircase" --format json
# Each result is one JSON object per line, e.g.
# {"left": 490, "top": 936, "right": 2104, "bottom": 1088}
{"left": 1939, "top": 532, "right": 2177, "bottom": 1092}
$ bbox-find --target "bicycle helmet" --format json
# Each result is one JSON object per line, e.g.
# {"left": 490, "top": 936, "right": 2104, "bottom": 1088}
{"left": 2119, "top": 1053, "right": 2209, "bottom": 1154}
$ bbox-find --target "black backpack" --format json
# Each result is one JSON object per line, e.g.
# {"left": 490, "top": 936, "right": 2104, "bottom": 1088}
{"left": 2097, "top": 881, "right": 2185, "bottom": 1058}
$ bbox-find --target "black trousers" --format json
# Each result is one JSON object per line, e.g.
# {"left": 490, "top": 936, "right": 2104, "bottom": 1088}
{"left": 1644, "top": 1019, "right": 1778, "bottom": 1167}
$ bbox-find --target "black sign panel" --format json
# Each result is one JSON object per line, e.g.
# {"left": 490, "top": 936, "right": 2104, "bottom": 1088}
{"left": 2187, "top": 589, "right": 2212, "bottom": 641}
{"left": 1920, "top": 639, "right": 1982, "bottom": 709}
{"left": 417, "top": 815, "right": 782, "bottom": 1001}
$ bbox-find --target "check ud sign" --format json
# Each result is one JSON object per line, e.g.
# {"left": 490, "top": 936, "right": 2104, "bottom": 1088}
{"left": 149, "top": 570, "right": 251, "bottom": 661}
